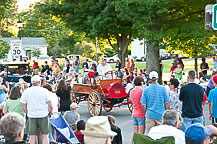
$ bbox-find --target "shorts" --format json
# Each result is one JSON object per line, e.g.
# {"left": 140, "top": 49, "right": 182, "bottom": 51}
{"left": 26, "top": 115, "right": 51, "bottom": 135}
{"left": 132, "top": 117, "right": 146, "bottom": 126}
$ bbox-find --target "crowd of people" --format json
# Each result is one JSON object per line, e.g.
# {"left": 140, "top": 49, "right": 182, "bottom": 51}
{"left": 0, "top": 55, "right": 217, "bottom": 144}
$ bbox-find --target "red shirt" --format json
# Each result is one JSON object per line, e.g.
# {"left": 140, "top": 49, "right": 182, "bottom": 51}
{"left": 74, "top": 131, "right": 84, "bottom": 143}
{"left": 130, "top": 89, "right": 145, "bottom": 118}
{"left": 33, "top": 62, "right": 38, "bottom": 69}
{"left": 202, "top": 93, "right": 207, "bottom": 118}
{"left": 88, "top": 71, "right": 95, "bottom": 78}
{"left": 170, "top": 66, "right": 177, "bottom": 72}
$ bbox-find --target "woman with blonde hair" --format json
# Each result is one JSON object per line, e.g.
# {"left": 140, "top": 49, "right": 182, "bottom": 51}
{"left": 0, "top": 77, "right": 9, "bottom": 104}
{"left": 15, "top": 79, "right": 29, "bottom": 94}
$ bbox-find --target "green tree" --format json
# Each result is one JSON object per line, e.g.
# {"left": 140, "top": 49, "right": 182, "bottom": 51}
{"left": 40, "top": 0, "right": 134, "bottom": 66}
{"left": 116, "top": 0, "right": 216, "bottom": 82}
{"left": 31, "top": 47, "right": 41, "bottom": 57}
{"left": 19, "top": 2, "right": 82, "bottom": 57}
{"left": 0, "top": 39, "right": 10, "bottom": 59}
{"left": 0, "top": 0, "right": 18, "bottom": 37}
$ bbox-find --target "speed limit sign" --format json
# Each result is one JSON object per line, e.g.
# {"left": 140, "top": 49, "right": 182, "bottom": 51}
{"left": 11, "top": 40, "right": 22, "bottom": 56}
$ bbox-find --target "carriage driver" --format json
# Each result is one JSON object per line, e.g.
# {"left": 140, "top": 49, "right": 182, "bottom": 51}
{"left": 97, "top": 58, "right": 113, "bottom": 79}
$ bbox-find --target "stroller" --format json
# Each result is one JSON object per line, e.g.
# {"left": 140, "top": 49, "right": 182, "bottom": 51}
{"left": 50, "top": 115, "right": 79, "bottom": 144}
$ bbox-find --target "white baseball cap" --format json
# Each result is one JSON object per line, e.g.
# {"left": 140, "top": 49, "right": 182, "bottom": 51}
{"left": 31, "top": 75, "right": 41, "bottom": 83}
{"left": 149, "top": 71, "right": 158, "bottom": 80}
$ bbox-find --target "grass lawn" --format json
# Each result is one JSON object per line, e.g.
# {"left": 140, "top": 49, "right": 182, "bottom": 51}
{"left": 109, "top": 58, "right": 214, "bottom": 82}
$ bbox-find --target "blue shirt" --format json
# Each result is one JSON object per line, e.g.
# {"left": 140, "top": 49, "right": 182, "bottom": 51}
{"left": 140, "top": 83, "right": 170, "bottom": 120}
{"left": 214, "top": 61, "right": 217, "bottom": 69}
{"left": 208, "top": 88, "right": 217, "bottom": 118}
{"left": 75, "top": 59, "right": 79, "bottom": 66}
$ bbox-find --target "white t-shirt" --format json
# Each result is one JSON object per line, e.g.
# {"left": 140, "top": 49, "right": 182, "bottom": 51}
{"left": 20, "top": 86, "right": 51, "bottom": 118}
{"left": 49, "top": 91, "right": 58, "bottom": 114}
{"left": 97, "top": 63, "right": 113, "bottom": 79}
{"left": 148, "top": 125, "right": 185, "bottom": 144}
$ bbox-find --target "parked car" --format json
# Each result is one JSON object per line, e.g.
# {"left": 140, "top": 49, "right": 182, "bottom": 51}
{"left": 136, "top": 55, "right": 146, "bottom": 61}
{"left": 160, "top": 50, "right": 171, "bottom": 59}
{"left": 104, "top": 54, "right": 119, "bottom": 62}
{"left": 0, "top": 61, "right": 31, "bottom": 86}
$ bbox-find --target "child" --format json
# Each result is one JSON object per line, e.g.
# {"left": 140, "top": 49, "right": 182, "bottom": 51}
{"left": 74, "top": 120, "right": 86, "bottom": 143}
{"left": 208, "top": 75, "right": 217, "bottom": 123}
{"left": 169, "top": 78, "right": 180, "bottom": 112}
{"left": 88, "top": 67, "right": 95, "bottom": 86}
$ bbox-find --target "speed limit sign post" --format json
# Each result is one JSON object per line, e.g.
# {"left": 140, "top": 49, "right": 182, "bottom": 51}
{"left": 11, "top": 40, "right": 22, "bottom": 56}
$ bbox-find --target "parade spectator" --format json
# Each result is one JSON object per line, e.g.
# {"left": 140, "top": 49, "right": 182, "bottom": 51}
{"left": 179, "top": 70, "right": 204, "bottom": 132}
{"left": 97, "top": 58, "right": 113, "bottom": 79}
{"left": 174, "top": 54, "right": 179, "bottom": 63}
{"left": 206, "top": 71, "right": 217, "bottom": 96}
{"left": 83, "top": 59, "right": 90, "bottom": 72}
{"left": 200, "top": 57, "right": 209, "bottom": 75}
{"left": 141, "top": 71, "right": 170, "bottom": 134}
{"left": 115, "top": 59, "right": 121, "bottom": 77}
{"left": 213, "top": 56, "right": 217, "bottom": 70}
{"left": 0, "top": 77, "right": 9, "bottom": 104}
{"left": 64, "top": 103, "right": 80, "bottom": 131}
{"left": 170, "top": 62, "right": 177, "bottom": 78}
{"left": 83, "top": 116, "right": 116, "bottom": 144}
{"left": 15, "top": 79, "right": 29, "bottom": 94}
{"left": 62, "top": 57, "right": 68, "bottom": 76}
{"left": 53, "top": 64, "right": 61, "bottom": 77}
{"left": 69, "top": 64, "right": 75, "bottom": 73}
{"left": 41, "top": 65, "right": 46, "bottom": 74}
{"left": 185, "top": 124, "right": 217, "bottom": 144}
{"left": 43, "top": 84, "right": 58, "bottom": 117}
{"left": 169, "top": 78, "right": 180, "bottom": 112}
{"left": 127, "top": 72, "right": 134, "bottom": 83}
{"left": 20, "top": 75, "right": 53, "bottom": 144}
{"left": 0, "top": 113, "right": 26, "bottom": 143}
{"left": 55, "top": 59, "right": 59, "bottom": 66}
{"left": 32, "top": 60, "right": 39, "bottom": 75}
{"left": 125, "top": 58, "right": 131, "bottom": 73}
{"left": 3, "top": 86, "right": 25, "bottom": 117}
{"left": 178, "top": 58, "right": 184, "bottom": 70}
{"left": 163, "top": 81, "right": 170, "bottom": 93}
{"left": 69, "top": 56, "right": 73, "bottom": 65}
{"left": 129, "top": 59, "right": 135, "bottom": 73}
{"left": 91, "top": 58, "right": 98, "bottom": 71}
{"left": 74, "top": 120, "right": 86, "bottom": 143}
{"left": 108, "top": 115, "right": 122, "bottom": 144}
{"left": 56, "top": 79, "right": 72, "bottom": 113}
{"left": 148, "top": 110, "right": 185, "bottom": 144}
{"left": 208, "top": 74, "right": 217, "bottom": 123}
{"left": 75, "top": 56, "right": 80, "bottom": 73}
{"left": 130, "top": 76, "right": 146, "bottom": 134}
{"left": 44, "top": 61, "right": 50, "bottom": 75}
{"left": 174, "top": 64, "right": 183, "bottom": 84}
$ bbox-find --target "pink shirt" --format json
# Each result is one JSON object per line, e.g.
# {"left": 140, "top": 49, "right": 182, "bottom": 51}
{"left": 130, "top": 89, "right": 145, "bottom": 118}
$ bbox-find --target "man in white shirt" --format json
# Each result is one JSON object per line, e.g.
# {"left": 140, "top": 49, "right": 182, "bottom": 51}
{"left": 148, "top": 110, "right": 185, "bottom": 144}
{"left": 97, "top": 58, "right": 113, "bottom": 79}
{"left": 20, "top": 75, "right": 53, "bottom": 144}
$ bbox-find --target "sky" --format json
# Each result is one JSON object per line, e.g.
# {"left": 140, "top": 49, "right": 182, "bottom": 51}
{"left": 17, "top": 0, "right": 41, "bottom": 12}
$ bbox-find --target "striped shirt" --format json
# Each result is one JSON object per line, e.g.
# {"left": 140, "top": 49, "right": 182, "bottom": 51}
{"left": 141, "top": 83, "right": 170, "bottom": 120}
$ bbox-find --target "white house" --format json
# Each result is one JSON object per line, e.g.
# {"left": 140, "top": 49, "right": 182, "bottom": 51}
{"left": 131, "top": 39, "right": 146, "bottom": 58}
{"left": 0, "top": 37, "right": 48, "bottom": 61}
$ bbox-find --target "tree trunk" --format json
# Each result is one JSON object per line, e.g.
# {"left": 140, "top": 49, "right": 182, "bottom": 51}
{"left": 146, "top": 44, "right": 162, "bottom": 84}
{"left": 107, "top": 34, "right": 131, "bottom": 68}
{"left": 194, "top": 58, "right": 198, "bottom": 74}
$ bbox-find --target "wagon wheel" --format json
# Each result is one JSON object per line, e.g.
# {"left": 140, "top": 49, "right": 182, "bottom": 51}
{"left": 70, "top": 88, "right": 79, "bottom": 104}
{"left": 127, "top": 88, "right": 133, "bottom": 113}
{"left": 103, "top": 101, "right": 113, "bottom": 112}
{"left": 88, "top": 91, "right": 102, "bottom": 116}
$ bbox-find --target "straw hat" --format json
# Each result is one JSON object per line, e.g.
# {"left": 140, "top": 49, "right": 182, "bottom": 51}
{"left": 83, "top": 116, "right": 117, "bottom": 138}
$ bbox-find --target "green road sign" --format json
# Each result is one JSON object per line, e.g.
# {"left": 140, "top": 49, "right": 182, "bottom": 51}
{"left": 213, "top": 4, "right": 217, "bottom": 30}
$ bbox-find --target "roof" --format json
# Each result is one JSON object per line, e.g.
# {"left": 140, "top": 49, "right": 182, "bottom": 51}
{"left": 0, "top": 37, "right": 48, "bottom": 46}
{"left": 0, "top": 61, "right": 29, "bottom": 65}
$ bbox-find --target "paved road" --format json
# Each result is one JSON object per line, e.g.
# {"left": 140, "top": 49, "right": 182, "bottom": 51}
{"left": 77, "top": 101, "right": 211, "bottom": 144}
